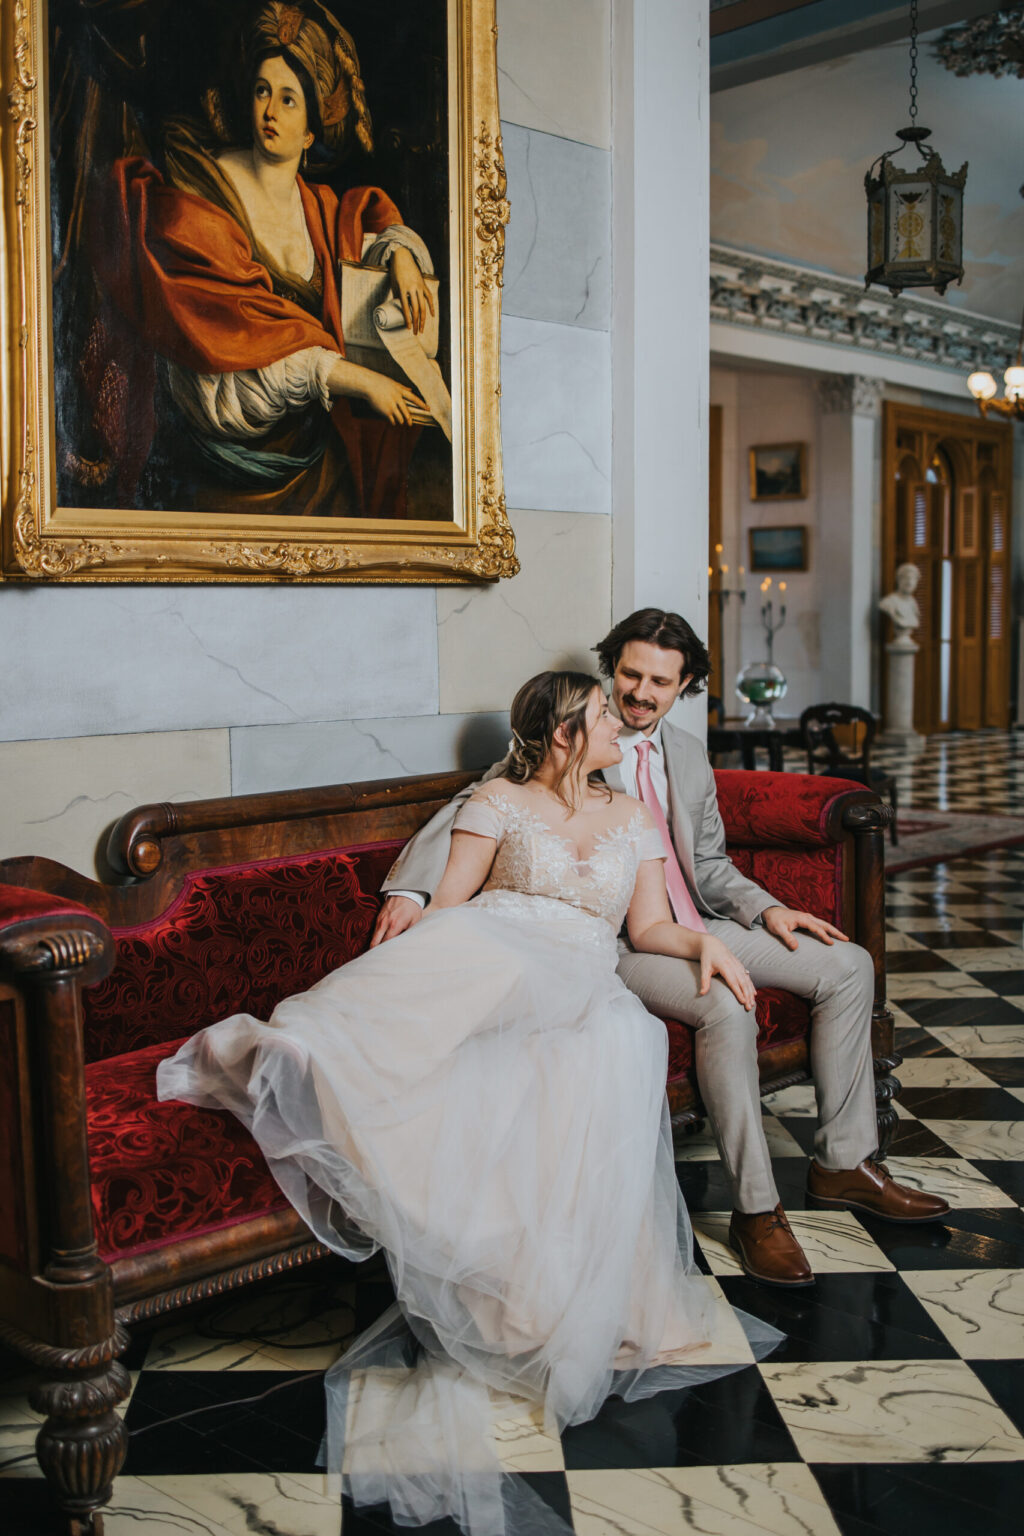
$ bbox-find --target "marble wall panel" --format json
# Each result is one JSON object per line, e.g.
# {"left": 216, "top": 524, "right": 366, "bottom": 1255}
{"left": 437, "top": 508, "right": 612, "bottom": 715}
{"left": 0, "top": 729, "right": 230, "bottom": 878}
{"left": 501, "top": 318, "right": 612, "bottom": 515}
{"left": 497, "top": 0, "right": 610, "bottom": 150}
{"left": 501, "top": 125, "right": 610, "bottom": 331}
{"left": 230, "top": 712, "right": 511, "bottom": 797}
{"left": 0, "top": 586, "right": 438, "bottom": 742}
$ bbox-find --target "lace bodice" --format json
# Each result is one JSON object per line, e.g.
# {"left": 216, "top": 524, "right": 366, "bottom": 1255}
{"left": 453, "top": 788, "right": 665, "bottom": 930}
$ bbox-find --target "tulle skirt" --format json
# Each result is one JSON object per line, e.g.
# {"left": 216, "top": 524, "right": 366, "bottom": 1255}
{"left": 157, "top": 892, "right": 781, "bottom": 1534}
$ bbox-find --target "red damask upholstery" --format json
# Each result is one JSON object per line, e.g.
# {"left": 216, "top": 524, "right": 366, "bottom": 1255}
{"left": 86, "top": 1038, "right": 287, "bottom": 1261}
{"left": 729, "top": 847, "right": 841, "bottom": 926}
{"left": 82, "top": 843, "right": 402, "bottom": 1061}
{"left": 716, "top": 770, "right": 858, "bottom": 848}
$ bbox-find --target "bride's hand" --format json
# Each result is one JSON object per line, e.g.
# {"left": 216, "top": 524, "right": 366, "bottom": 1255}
{"left": 389, "top": 246, "right": 434, "bottom": 335}
{"left": 696, "top": 935, "right": 756, "bottom": 1011}
{"left": 328, "top": 359, "right": 428, "bottom": 425}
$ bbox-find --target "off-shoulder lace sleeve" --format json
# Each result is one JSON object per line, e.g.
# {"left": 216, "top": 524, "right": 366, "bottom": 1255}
{"left": 453, "top": 794, "right": 507, "bottom": 842}
{"left": 637, "top": 827, "right": 668, "bottom": 863}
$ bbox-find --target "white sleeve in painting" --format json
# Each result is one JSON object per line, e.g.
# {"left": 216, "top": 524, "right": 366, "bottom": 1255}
{"left": 165, "top": 346, "right": 338, "bottom": 439}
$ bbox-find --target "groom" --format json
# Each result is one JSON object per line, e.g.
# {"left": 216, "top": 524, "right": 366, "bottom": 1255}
{"left": 374, "top": 607, "right": 948, "bottom": 1285}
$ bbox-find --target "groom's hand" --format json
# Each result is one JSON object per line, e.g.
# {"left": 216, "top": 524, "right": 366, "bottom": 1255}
{"left": 370, "top": 895, "right": 424, "bottom": 947}
{"left": 762, "top": 905, "right": 849, "bottom": 950}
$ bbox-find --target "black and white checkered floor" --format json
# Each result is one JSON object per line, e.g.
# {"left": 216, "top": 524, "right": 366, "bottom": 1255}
{"left": 4, "top": 732, "right": 1023, "bottom": 1535}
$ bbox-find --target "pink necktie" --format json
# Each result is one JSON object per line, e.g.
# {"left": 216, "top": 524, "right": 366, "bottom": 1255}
{"left": 634, "top": 739, "right": 706, "bottom": 932}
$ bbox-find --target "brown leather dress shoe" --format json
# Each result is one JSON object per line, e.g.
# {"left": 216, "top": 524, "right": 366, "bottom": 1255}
{"left": 806, "top": 1157, "right": 950, "bottom": 1223}
{"left": 728, "top": 1204, "right": 815, "bottom": 1287}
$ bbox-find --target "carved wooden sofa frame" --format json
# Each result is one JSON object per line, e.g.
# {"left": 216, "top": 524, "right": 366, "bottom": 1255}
{"left": 0, "top": 768, "right": 898, "bottom": 1531}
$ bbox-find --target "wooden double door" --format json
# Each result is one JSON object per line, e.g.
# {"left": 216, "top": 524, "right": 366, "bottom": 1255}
{"left": 883, "top": 403, "right": 1013, "bottom": 735}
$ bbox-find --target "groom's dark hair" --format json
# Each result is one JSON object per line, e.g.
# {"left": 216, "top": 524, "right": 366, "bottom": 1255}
{"left": 593, "top": 609, "right": 710, "bottom": 698}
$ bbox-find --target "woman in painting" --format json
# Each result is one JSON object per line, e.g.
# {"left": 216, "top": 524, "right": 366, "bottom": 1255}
{"left": 159, "top": 669, "right": 781, "bottom": 1536}
{"left": 92, "top": 0, "right": 439, "bottom": 518}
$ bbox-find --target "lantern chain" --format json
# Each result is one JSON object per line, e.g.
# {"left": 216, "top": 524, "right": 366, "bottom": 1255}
{"left": 908, "top": 0, "right": 919, "bottom": 125}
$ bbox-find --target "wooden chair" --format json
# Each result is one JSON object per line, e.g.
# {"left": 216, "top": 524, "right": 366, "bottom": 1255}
{"left": 799, "top": 703, "right": 899, "bottom": 845}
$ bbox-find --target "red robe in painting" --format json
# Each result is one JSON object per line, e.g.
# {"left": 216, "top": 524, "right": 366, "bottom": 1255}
{"left": 92, "top": 157, "right": 420, "bottom": 518}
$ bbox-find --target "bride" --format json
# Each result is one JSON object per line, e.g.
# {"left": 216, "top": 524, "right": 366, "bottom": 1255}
{"left": 157, "top": 671, "right": 780, "bottom": 1535}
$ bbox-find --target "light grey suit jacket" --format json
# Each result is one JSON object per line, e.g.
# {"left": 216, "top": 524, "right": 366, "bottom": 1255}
{"left": 381, "top": 722, "right": 777, "bottom": 929}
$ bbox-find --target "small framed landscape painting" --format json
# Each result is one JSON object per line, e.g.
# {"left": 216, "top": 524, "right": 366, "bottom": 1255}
{"left": 748, "top": 525, "right": 808, "bottom": 573}
{"left": 749, "top": 442, "right": 808, "bottom": 502}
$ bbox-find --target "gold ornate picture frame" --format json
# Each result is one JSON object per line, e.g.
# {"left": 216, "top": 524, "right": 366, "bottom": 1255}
{"left": 1, "top": 0, "right": 516, "bottom": 583}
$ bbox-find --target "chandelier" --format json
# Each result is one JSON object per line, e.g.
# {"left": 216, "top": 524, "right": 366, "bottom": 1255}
{"left": 864, "top": 0, "right": 967, "bottom": 296}
{"left": 967, "top": 302, "right": 1024, "bottom": 420}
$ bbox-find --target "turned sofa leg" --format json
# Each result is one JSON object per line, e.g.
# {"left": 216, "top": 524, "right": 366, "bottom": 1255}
{"left": 843, "top": 798, "right": 903, "bottom": 1160}
{"left": 873, "top": 1031, "right": 904, "bottom": 1160}
{"left": 3, "top": 1322, "right": 130, "bottom": 1529}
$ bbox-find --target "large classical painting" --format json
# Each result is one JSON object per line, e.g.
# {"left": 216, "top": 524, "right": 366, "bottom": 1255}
{"left": 1, "top": 0, "right": 515, "bottom": 582}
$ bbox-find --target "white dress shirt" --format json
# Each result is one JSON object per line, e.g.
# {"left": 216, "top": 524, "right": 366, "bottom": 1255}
{"left": 605, "top": 719, "right": 671, "bottom": 822}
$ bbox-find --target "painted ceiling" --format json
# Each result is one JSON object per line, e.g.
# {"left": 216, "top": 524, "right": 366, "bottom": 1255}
{"left": 711, "top": 25, "right": 1024, "bottom": 325}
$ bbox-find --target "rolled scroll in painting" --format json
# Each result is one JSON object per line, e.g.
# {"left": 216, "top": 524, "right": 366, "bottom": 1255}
{"left": 341, "top": 265, "right": 453, "bottom": 441}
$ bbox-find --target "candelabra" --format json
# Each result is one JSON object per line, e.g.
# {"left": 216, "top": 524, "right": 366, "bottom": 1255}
{"left": 760, "top": 582, "right": 787, "bottom": 666}
{"left": 708, "top": 553, "right": 747, "bottom": 616}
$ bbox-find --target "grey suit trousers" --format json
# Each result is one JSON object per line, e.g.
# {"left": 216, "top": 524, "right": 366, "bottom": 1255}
{"left": 617, "top": 922, "right": 878, "bottom": 1214}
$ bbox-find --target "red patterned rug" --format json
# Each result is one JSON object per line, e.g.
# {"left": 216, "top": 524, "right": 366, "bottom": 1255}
{"left": 887, "top": 808, "right": 1024, "bottom": 873}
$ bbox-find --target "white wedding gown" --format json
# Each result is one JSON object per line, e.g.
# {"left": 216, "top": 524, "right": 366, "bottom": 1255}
{"left": 158, "top": 786, "right": 781, "bottom": 1534}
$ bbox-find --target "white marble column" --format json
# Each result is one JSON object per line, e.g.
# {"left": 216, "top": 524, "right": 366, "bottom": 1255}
{"left": 816, "top": 375, "right": 884, "bottom": 706}
{"left": 611, "top": 0, "right": 709, "bottom": 728}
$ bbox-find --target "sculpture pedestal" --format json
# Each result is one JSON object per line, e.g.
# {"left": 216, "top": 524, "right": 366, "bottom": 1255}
{"left": 880, "top": 636, "right": 924, "bottom": 748}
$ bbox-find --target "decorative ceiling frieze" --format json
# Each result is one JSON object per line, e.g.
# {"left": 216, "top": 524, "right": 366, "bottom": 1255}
{"left": 710, "top": 243, "right": 1020, "bottom": 375}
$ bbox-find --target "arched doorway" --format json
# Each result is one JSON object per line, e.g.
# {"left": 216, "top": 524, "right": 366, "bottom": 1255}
{"left": 883, "top": 403, "right": 1013, "bottom": 735}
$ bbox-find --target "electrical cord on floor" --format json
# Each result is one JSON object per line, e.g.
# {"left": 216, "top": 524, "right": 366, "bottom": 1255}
{"left": 126, "top": 1368, "right": 325, "bottom": 1437}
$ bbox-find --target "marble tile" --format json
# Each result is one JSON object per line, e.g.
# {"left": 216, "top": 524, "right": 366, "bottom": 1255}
{"left": 500, "top": 316, "right": 612, "bottom": 514}
{"left": 496, "top": 0, "right": 610, "bottom": 149}
{"left": 762, "top": 1119, "right": 806, "bottom": 1157}
{"left": 568, "top": 1462, "right": 841, "bottom": 1536}
{"left": 692, "top": 1211, "right": 893, "bottom": 1276}
{"left": 925, "top": 1024, "right": 1024, "bottom": 1059}
{"left": 887, "top": 974, "right": 998, "bottom": 1000}
{"left": 0, "top": 1371, "right": 42, "bottom": 1480}
{"left": 0, "top": 585, "right": 438, "bottom": 740}
{"left": 760, "top": 1083, "right": 817, "bottom": 1119}
{"left": 230, "top": 711, "right": 511, "bottom": 796}
{"left": 918, "top": 1119, "right": 1024, "bottom": 1162}
{"left": 437, "top": 508, "right": 611, "bottom": 714}
{"left": 760, "top": 1358, "right": 1024, "bottom": 1463}
{"left": 887, "top": 916, "right": 982, "bottom": 934}
{"left": 945, "top": 948, "right": 1024, "bottom": 972}
{"left": 885, "top": 931, "right": 931, "bottom": 951}
{"left": 901, "top": 1270, "right": 1024, "bottom": 1359}
{"left": 895, "top": 1056, "right": 998, "bottom": 1089}
{"left": 0, "top": 728, "right": 230, "bottom": 878}
{"left": 490, "top": 1395, "right": 565, "bottom": 1472}
{"left": 133, "top": 1472, "right": 339, "bottom": 1536}
{"left": 99, "top": 1475, "right": 239, "bottom": 1535}
{"left": 674, "top": 1125, "right": 724, "bottom": 1163}
{"left": 142, "top": 1291, "right": 355, "bottom": 1373}
{"left": 502, "top": 125, "right": 610, "bottom": 330}
{"left": 882, "top": 1156, "right": 1018, "bottom": 1210}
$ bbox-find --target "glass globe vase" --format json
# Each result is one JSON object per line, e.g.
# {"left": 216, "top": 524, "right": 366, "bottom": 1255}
{"left": 735, "top": 661, "right": 788, "bottom": 728}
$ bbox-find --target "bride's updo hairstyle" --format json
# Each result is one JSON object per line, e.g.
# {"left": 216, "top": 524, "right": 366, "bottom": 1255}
{"left": 507, "top": 671, "right": 612, "bottom": 809}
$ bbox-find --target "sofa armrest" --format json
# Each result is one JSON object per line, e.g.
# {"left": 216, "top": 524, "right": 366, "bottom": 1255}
{"left": 0, "top": 886, "right": 114, "bottom": 1296}
{"left": 715, "top": 769, "right": 886, "bottom": 849}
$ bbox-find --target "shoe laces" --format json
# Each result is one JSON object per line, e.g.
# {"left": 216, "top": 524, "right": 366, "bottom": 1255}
{"left": 865, "top": 1156, "right": 891, "bottom": 1181}
{"left": 766, "top": 1207, "right": 794, "bottom": 1236}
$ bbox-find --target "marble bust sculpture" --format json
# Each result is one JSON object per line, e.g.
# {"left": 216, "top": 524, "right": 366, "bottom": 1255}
{"left": 879, "top": 563, "right": 921, "bottom": 645}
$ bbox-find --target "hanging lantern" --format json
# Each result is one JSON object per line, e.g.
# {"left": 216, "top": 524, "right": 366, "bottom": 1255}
{"left": 865, "top": 0, "right": 967, "bottom": 296}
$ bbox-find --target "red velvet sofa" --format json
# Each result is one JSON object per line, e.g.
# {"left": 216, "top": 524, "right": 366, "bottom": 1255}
{"left": 0, "top": 767, "right": 896, "bottom": 1531}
